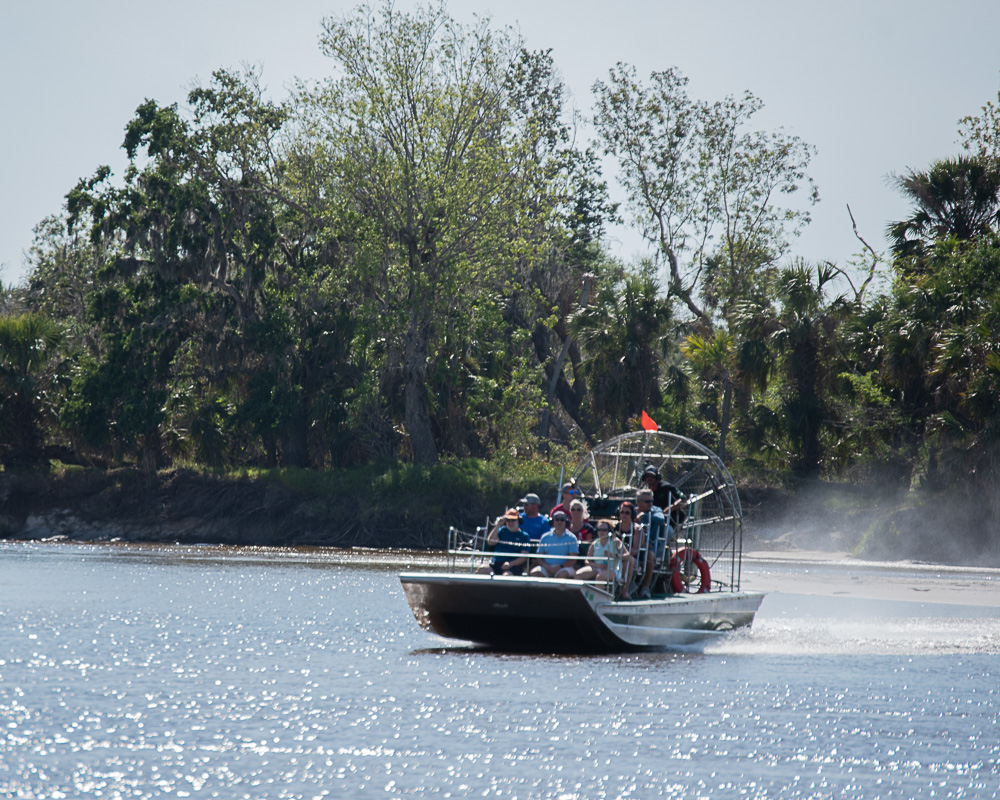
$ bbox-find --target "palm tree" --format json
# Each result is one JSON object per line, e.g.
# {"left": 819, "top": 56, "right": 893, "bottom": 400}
{"left": 888, "top": 155, "right": 1000, "bottom": 260}
{"left": 768, "top": 262, "right": 846, "bottom": 478}
{"left": 572, "top": 267, "right": 674, "bottom": 433}
{"left": 681, "top": 329, "right": 734, "bottom": 461}
{"left": 0, "top": 313, "right": 64, "bottom": 469}
{"left": 915, "top": 238, "right": 1000, "bottom": 513}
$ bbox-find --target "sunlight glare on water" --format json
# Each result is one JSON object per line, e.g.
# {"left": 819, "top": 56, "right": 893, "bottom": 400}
{"left": 1, "top": 542, "right": 998, "bottom": 799}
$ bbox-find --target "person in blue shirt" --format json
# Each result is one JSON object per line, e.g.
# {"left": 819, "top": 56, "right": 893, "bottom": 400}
{"left": 634, "top": 488, "right": 666, "bottom": 599}
{"left": 477, "top": 508, "right": 531, "bottom": 576}
{"left": 518, "top": 493, "right": 551, "bottom": 539}
{"left": 529, "top": 511, "right": 579, "bottom": 579}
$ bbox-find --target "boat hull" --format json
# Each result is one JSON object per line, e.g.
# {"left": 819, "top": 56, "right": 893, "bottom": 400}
{"left": 399, "top": 572, "right": 764, "bottom": 652}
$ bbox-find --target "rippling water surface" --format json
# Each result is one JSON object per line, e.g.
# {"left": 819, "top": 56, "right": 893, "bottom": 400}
{"left": 1, "top": 542, "right": 998, "bottom": 799}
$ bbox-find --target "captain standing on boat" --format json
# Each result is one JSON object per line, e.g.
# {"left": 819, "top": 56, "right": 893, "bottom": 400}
{"left": 643, "top": 466, "right": 688, "bottom": 531}
{"left": 635, "top": 488, "right": 666, "bottom": 599}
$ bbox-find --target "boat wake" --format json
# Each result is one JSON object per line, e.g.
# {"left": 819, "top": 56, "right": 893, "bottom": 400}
{"left": 707, "top": 612, "right": 1000, "bottom": 656}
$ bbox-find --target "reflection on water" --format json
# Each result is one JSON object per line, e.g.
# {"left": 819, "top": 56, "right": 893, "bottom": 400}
{"left": 1, "top": 542, "right": 998, "bottom": 799}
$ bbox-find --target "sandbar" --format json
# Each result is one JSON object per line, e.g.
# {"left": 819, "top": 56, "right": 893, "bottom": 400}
{"left": 742, "top": 550, "right": 1000, "bottom": 608}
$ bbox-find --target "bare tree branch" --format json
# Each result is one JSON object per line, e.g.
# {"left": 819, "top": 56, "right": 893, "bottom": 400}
{"left": 846, "top": 203, "right": 882, "bottom": 303}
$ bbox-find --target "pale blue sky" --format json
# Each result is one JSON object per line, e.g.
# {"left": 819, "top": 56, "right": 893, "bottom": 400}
{"left": 3, "top": 0, "right": 999, "bottom": 286}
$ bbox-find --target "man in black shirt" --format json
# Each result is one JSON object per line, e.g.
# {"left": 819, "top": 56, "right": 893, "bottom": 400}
{"left": 642, "top": 465, "right": 687, "bottom": 528}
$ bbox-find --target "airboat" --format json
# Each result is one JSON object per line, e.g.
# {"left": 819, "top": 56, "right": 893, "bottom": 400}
{"left": 399, "top": 430, "right": 765, "bottom": 652}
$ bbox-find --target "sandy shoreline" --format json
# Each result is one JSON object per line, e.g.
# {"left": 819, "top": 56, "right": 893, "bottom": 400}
{"left": 743, "top": 550, "right": 1000, "bottom": 608}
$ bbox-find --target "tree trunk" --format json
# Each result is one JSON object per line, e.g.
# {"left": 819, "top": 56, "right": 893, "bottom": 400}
{"left": 538, "top": 274, "right": 595, "bottom": 442}
{"left": 403, "top": 308, "right": 438, "bottom": 465}
{"left": 283, "top": 397, "right": 310, "bottom": 468}
{"left": 531, "top": 323, "right": 597, "bottom": 442}
{"left": 794, "top": 340, "right": 821, "bottom": 478}
{"left": 141, "top": 427, "right": 162, "bottom": 474}
{"left": 718, "top": 368, "right": 733, "bottom": 464}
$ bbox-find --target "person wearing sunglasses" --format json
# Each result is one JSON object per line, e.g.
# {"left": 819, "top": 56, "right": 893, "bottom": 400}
{"left": 613, "top": 501, "right": 640, "bottom": 599}
{"left": 517, "top": 492, "right": 551, "bottom": 539}
{"left": 548, "top": 482, "right": 581, "bottom": 519}
{"left": 574, "top": 521, "right": 623, "bottom": 583}
{"left": 632, "top": 488, "right": 665, "bottom": 599}
{"left": 567, "top": 499, "right": 596, "bottom": 553}
{"left": 530, "top": 511, "right": 579, "bottom": 579}
{"left": 642, "top": 465, "right": 688, "bottom": 530}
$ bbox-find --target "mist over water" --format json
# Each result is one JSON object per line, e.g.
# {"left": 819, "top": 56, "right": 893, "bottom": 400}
{"left": 744, "top": 482, "right": 1000, "bottom": 567}
{"left": 714, "top": 595, "right": 1000, "bottom": 656}
{"left": 1, "top": 542, "right": 998, "bottom": 799}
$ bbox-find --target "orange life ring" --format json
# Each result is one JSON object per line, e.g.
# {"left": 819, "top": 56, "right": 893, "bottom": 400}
{"left": 671, "top": 547, "right": 711, "bottom": 594}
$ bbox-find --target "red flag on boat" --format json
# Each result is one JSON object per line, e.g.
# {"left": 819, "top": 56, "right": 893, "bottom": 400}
{"left": 641, "top": 410, "right": 659, "bottom": 432}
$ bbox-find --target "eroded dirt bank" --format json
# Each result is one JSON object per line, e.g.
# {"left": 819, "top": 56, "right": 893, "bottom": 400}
{"left": 2, "top": 470, "right": 997, "bottom": 566}
{"left": 0, "top": 469, "right": 453, "bottom": 549}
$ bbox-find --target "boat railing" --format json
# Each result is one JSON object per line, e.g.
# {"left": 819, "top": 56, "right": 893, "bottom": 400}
{"left": 446, "top": 499, "right": 742, "bottom": 596}
{"left": 446, "top": 525, "right": 621, "bottom": 593}
{"left": 446, "top": 523, "right": 682, "bottom": 597}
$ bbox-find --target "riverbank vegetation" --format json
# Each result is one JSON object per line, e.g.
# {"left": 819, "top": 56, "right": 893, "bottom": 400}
{"left": 3, "top": 3, "right": 1000, "bottom": 560}
{"left": 0, "top": 458, "right": 562, "bottom": 549}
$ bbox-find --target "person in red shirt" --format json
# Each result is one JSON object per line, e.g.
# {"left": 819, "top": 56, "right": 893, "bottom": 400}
{"left": 567, "top": 499, "right": 596, "bottom": 553}
{"left": 549, "top": 481, "right": 581, "bottom": 518}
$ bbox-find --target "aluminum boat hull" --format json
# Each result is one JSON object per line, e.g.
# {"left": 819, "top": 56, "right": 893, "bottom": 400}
{"left": 399, "top": 572, "right": 764, "bottom": 652}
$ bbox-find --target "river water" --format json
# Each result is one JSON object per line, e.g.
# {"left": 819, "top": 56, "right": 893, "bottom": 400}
{"left": 1, "top": 541, "right": 998, "bottom": 799}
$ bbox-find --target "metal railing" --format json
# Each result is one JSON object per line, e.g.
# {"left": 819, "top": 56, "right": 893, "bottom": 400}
{"left": 444, "top": 506, "right": 740, "bottom": 598}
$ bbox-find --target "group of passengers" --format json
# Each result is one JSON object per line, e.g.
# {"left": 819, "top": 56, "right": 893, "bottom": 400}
{"left": 479, "top": 467, "right": 688, "bottom": 600}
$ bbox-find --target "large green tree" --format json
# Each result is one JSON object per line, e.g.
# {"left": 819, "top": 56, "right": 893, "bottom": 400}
{"left": 592, "top": 64, "right": 816, "bottom": 458}
{"left": 592, "top": 64, "right": 817, "bottom": 329}
{"left": 64, "top": 69, "right": 365, "bottom": 469}
{"left": 297, "top": 2, "right": 567, "bottom": 464}
{"left": 66, "top": 70, "right": 285, "bottom": 466}
{"left": 874, "top": 234, "right": 1000, "bottom": 501}
{"left": 871, "top": 127, "right": 1000, "bottom": 496}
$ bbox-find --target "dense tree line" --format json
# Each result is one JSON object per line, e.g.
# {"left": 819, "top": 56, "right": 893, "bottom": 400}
{"left": 3, "top": 3, "right": 1000, "bottom": 534}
